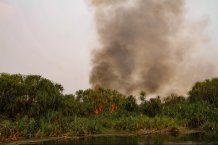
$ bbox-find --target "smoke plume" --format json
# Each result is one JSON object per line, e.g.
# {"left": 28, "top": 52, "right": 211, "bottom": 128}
{"left": 89, "top": 0, "right": 214, "bottom": 95}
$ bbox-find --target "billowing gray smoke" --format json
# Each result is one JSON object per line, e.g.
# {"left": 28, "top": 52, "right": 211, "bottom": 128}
{"left": 89, "top": 0, "right": 214, "bottom": 95}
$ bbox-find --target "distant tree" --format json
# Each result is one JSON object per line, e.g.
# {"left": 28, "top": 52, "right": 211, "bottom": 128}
{"left": 139, "top": 91, "right": 146, "bottom": 102}
{"left": 33, "top": 78, "right": 63, "bottom": 117}
{"left": 142, "top": 96, "right": 162, "bottom": 117}
{"left": 62, "top": 94, "right": 80, "bottom": 116}
{"left": 188, "top": 78, "right": 218, "bottom": 107}
{"left": 164, "top": 93, "right": 186, "bottom": 105}
{"left": 122, "top": 95, "right": 138, "bottom": 112}
{"left": 0, "top": 73, "right": 24, "bottom": 119}
{"left": 0, "top": 73, "right": 63, "bottom": 119}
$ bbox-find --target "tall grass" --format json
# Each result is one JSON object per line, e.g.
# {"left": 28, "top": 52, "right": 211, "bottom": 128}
{"left": 102, "top": 115, "right": 180, "bottom": 131}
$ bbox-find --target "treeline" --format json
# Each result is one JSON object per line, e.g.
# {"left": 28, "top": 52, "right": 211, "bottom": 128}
{"left": 0, "top": 73, "right": 218, "bottom": 140}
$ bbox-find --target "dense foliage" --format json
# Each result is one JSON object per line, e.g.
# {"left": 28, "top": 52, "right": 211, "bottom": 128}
{"left": 0, "top": 73, "right": 63, "bottom": 119}
{"left": 0, "top": 73, "right": 218, "bottom": 141}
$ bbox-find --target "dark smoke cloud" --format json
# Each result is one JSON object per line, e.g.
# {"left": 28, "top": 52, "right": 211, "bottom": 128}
{"left": 89, "top": 0, "right": 214, "bottom": 95}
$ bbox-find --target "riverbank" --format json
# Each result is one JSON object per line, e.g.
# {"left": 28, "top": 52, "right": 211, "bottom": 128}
{"left": 0, "top": 114, "right": 213, "bottom": 144}
{"left": 1, "top": 74, "right": 218, "bottom": 144}
{"left": 2, "top": 127, "right": 201, "bottom": 145}
{"left": 0, "top": 115, "right": 187, "bottom": 144}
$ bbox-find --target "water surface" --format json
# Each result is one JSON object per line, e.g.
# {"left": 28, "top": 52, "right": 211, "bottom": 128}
{"left": 23, "top": 133, "right": 218, "bottom": 145}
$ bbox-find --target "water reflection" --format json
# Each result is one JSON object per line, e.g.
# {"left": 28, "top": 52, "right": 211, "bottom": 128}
{"left": 23, "top": 133, "right": 218, "bottom": 145}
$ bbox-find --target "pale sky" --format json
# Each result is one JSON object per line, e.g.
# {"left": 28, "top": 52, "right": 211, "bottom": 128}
{"left": 0, "top": 0, "right": 218, "bottom": 94}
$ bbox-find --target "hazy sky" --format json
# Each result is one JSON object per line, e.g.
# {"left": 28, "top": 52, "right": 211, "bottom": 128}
{"left": 0, "top": 0, "right": 218, "bottom": 93}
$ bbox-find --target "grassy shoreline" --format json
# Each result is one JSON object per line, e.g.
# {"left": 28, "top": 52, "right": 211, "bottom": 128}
{"left": 0, "top": 115, "right": 192, "bottom": 143}
{"left": 3, "top": 127, "right": 201, "bottom": 145}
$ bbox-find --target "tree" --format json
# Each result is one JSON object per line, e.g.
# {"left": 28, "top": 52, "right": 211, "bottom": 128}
{"left": 0, "top": 73, "right": 64, "bottom": 119}
{"left": 122, "top": 95, "right": 138, "bottom": 112}
{"left": 188, "top": 78, "right": 218, "bottom": 107}
{"left": 164, "top": 93, "right": 186, "bottom": 105}
{"left": 0, "top": 73, "right": 24, "bottom": 118}
{"left": 142, "top": 96, "right": 162, "bottom": 117}
{"left": 139, "top": 91, "right": 146, "bottom": 103}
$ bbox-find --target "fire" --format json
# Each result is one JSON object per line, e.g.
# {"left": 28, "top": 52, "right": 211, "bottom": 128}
{"left": 95, "top": 103, "right": 117, "bottom": 115}
{"left": 111, "top": 103, "right": 117, "bottom": 113}
{"left": 95, "top": 105, "right": 103, "bottom": 115}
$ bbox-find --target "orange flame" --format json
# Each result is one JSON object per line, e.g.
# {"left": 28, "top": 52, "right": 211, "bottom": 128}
{"left": 95, "top": 105, "right": 103, "bottom": 115}
{"left": 111, "top": 103, "right": 117, "bottom": 113}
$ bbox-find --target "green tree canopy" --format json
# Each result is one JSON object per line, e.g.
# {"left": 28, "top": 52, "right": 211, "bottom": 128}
{"left": 188, "top": 78, "right": 218, "bottom": 107}
{"left": 0, "top": 73, "right": 63, "bottom": 119}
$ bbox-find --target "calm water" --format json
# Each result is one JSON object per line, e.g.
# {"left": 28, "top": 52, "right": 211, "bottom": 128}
{"left": 23, "top": 133, "right": 218, "bottom": 145}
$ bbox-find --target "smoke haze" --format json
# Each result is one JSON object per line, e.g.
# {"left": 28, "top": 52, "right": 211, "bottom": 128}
{"left": 89, "top": 0, "right": 215, "bottom": 95}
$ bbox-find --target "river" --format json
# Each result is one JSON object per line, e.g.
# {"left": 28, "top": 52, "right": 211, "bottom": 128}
{"left": 21, "top": 133, "right": 218, "bottom": 145}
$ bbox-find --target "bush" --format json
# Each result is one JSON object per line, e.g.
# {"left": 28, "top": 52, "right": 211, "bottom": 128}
{"left": 188, "top": 78, "right": 218, "bottom": 107}
{"left": 0, "top": 120, "right": 15, "bottom": 137}
{"left": 105, "top": 115, "right": 179, "bottom": 131}
{"left": 201, "top": 122, "right": 218, "bottom": 132}
{"left": 16, "top": 116, "right": 37, "bottom": 137}
{"left": 187, "top": 115, "right": 206, "bottom": 128}
{"left": 69, "top": 117, "right": 102, "bottom": 135}
{"left": 142, "top": 97, "right": 162, "bottom": 117}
